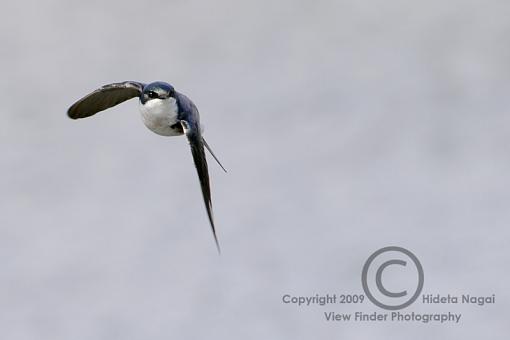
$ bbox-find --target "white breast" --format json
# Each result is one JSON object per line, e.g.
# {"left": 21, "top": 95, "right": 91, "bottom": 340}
{"left": 139, "top": 98, "right": 181, "bottom": 136}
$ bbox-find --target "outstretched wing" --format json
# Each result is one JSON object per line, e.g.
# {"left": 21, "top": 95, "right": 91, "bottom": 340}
{"left": 67, "top": 81, "right": 145, "bottom": 119}
{"left": 181, "top": 119, "right": 221, "bottom": 253}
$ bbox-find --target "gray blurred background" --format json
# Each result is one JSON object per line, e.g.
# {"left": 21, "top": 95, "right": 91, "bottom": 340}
{"left": 1, "top": 0, "right": 509, "bottom": 339}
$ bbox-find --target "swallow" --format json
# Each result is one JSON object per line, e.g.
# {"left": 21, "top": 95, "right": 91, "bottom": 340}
{"left": 67, "top": 81, "right": 226, "bottom": 252}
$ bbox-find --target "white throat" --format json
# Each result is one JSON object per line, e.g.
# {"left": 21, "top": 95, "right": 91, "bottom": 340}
{"left": 139, "top": 97, "right": 180, "bottom": 136}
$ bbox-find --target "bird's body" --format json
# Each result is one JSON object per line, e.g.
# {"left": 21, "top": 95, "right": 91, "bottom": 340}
{"left": 67, "top": 81, "right": 225, "bottom": 252}
{"left": 139, "top": 95, "right": 181, "bottom": 136}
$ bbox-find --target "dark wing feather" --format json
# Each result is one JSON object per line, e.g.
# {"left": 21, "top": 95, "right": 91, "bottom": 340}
{"left": 181, "top": 120, "right": 221, "bottom": 253}
{"left": 67, "top": 81, "right": 144, "bottom": 119}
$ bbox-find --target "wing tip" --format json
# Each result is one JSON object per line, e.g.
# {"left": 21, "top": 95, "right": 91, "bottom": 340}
{"left": 213, "top": 233, "right": 221, "bottom": 255}
{"left": 67, "top": 109, "right": 80, "bottom": 119}
{"left": 208, "top": 212, "right": 221, "bottom": 255}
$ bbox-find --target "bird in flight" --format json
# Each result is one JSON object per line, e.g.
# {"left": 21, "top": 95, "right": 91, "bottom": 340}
{"left": 67, "top": 81, "right": 226, "bottom": 252}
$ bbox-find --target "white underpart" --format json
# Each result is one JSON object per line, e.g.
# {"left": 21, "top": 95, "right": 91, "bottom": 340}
{"left": 139, "top": 98, "right": 181, "bottom": 136}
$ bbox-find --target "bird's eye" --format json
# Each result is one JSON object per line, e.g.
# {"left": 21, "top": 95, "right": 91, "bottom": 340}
{"left": 148, "top": 91, "right": 158, "bottom": 99}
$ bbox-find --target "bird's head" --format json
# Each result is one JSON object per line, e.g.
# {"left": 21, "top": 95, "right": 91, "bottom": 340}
{"left": 141, "top": 81, "right": 176, "bottom": 104}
